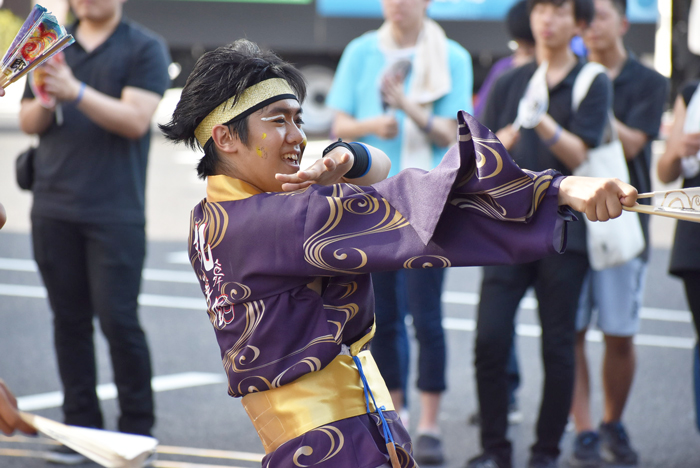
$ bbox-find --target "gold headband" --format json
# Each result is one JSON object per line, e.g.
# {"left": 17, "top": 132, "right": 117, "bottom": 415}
{"left": 194, "top": 78, "right": 297, "bottom": 147}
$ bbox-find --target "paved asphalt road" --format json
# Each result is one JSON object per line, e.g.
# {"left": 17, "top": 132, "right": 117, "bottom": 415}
{"left": 0, "top": 128, "right": 698, "bottom": 467}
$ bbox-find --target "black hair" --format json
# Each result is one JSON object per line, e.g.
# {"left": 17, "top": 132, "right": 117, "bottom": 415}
{"left": 527, "top": 0, "right": 595, "bottom": 26}
{"left": 507, "top": 1, "right": 534, "bottom": 44}
{"left": 159, "top": 39, "right": 307, "bottom": 179}
{"left": 609, "top": 0, "right": 627, "bottom": 16}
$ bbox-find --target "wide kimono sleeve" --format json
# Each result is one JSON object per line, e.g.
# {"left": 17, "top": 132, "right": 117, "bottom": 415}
{"left": 299, "top": 111, "right": 570, "bottom": 277}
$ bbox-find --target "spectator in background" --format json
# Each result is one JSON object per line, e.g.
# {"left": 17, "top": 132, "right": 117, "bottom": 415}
{"left": 326, "top": 0, "right": 473, "bottom": 463}
{"left": 470, "top": 1, "right": 534, "bottom": 428}
{"left": 569, "top": 1, "right": 669, "bottom": 466}
{"left": 474, "top": 0, "right": 535, "bottom": 120}
{"left": 469, "top": 1, "right": 609, "bottom": 467}
{"left": 18, "top": 0, "right": 170, "bottom": 463}
{"left": 658, "top": 80, "right": 700, "bottom": 434}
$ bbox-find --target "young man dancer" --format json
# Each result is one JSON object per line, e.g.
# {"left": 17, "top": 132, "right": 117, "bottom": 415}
{"left": 469, "top": 1, "right": 609, "bottom": 467}
{"left": 160, "top": 39, "right": 637, "bottom": 468}
{"left": 570, "top": 1, "right": 668, "bottom": 466}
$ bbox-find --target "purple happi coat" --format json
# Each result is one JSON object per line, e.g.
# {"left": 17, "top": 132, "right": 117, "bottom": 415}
{"left": 188, "top": 112, "right": 571, "bottom": 467}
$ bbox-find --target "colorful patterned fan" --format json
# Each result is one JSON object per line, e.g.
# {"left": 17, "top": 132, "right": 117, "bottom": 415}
{"left": 0, "top": 4, "right": 74, "bottom": 89}
{"left": 624, "top": 187, "right": 700, "bottom": 222}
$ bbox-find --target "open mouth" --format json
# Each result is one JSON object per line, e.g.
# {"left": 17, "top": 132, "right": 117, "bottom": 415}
{"left": 282, "top": 153, "right": 300, "bottom": 165}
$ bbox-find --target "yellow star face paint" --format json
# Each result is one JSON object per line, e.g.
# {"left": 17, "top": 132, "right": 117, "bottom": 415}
{"left": 262, "top": 133, "right": 267, "bottom": 140}
{"left": 256, "top": 147, "right": 263, "bottom": 157}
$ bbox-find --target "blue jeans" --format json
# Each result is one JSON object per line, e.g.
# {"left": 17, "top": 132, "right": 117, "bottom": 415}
{"left": 371, "top": 268, "right": 447, "bottom": 400}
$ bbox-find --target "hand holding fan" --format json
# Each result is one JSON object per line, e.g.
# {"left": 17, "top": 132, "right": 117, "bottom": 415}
{"left": 0, "top": 4, "right": 74, "bottom": 89}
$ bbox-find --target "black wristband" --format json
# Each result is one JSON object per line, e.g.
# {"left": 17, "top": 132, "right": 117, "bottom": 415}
{"left": 322, "top": 139, "right": 370, "bottom": 179}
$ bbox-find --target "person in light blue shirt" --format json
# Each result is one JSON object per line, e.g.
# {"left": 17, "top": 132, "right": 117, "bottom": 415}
{"left": 326, "top": 1, "right": 473, "bottom": 463}
{"left": 327, "top": 27, "right": 472, "bottom": 176}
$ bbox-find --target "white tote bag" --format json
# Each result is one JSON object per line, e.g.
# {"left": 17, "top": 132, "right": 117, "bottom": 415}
{"left": 571, "top": 63, "right": 645, "bottom": 270}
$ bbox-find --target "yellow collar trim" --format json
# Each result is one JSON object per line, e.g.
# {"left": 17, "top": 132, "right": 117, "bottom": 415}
{"left": 206, "top": 175, "right": 262, "bottom": 202}
{"left": 194, "top": 78, "right": 296, "bottom": 147}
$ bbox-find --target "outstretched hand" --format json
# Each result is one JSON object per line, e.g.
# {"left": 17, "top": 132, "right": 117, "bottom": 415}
{"left": 0, "top": 380, "right": 36, "bottom": 435}
{"left": 558, "top": 176, "right": 638, "bottom": 222}
{"left": 275, "top": 147, "right": 354, "bottom": 192}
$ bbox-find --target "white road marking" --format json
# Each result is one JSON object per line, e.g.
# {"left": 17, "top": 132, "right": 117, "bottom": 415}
{"left": 1, "top": 257, "right": 692, "bottom": 323}
{"left": 139, "top": 294, "right": 205, "bottom": 310}
{"left": 0, "top": 257, "right": 694, "bottom": 351}
{"left": 442, "top": 317, "right": 695, "bottom": 349}
{"left": 17, "top": 372, "right": 227, "bottom": 411}
{"left": 0, "top": 283, "right": 46, "bottom": 298}
{"left": 0, "top": 258, "right": 198, "bottom": 284}
{"left": 167, "top": 251, "right": 191, "bottom": 265}
{"left": 441, "top": 290, "right": 692, "bottom": 323}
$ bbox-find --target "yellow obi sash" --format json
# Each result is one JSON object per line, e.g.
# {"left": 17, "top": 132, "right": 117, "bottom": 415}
{"left": 241, "top": 327, "right": 393, "bottom": 454}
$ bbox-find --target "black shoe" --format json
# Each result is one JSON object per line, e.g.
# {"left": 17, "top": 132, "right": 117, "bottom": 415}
{"left": 466, "top": 453, "right": 511, "bottom": 468}
{"left": 569, "top": 431, "right": 603, "bottom": 467}
{"left": 599, "top": 421, "right": 638, "bottom": 465}
{"left": 44, "top": 445, "right": 89, "bottom": 465}
{"left": 527, "top": 453, "right": 558, "bottom": 468}
{"left": 414, "top": 433, "right": 445, "bottom": 465}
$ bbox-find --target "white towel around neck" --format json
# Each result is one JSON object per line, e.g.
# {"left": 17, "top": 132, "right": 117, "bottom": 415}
{"left": 377, "top": 18, "right": 451, "bottom": 171}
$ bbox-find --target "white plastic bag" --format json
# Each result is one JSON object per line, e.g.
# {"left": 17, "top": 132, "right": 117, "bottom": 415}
{"left": 571, "top": 63, "right": 645, "bottom": 270}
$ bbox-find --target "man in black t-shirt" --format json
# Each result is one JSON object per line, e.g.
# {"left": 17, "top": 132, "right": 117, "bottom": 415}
{"left": 468, "top": 1, "right": 610, "bottom": 468}
{"left": 19, "top": 0, "right": 170, "bottom": 463}
{"left": 568, "top": 1, "right": 668, "bottom": 466}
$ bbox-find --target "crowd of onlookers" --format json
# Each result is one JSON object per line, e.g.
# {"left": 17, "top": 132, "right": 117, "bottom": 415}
{"left": 327, "top": 0, "right": 697, "bottom": 467}
{"left": 0, "top": 1, "right": 699, "bottom": 468}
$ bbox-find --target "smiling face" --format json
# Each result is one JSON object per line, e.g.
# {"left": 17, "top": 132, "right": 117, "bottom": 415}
{"left": 530, "top": 1, "right": 582, "bottom": 50}
{"left": 231, "top": 99, "right": 306, "bottom": 193}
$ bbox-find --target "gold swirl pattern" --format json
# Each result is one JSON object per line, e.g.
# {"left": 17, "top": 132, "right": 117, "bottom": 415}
{"left": 221, "top": 281, "right": 252, "bottom": 302}
{"left": 530, "top": 172, "right": 553, "bottom": 213}
{"left": 342, "top": 192, "right": 381, "bottom": 215}
{"left": 450, "top": 196, "right": 511, "bottom": 220}
{"left": 304, "top": 187, "right": 410, "bottom": 274}
{"left": 661, "top": 190, "right": 700, "bottom": 211}
{"left": 219, "top": 298, "right": 337, "bottom": 394}
{"left": 403, "top": 255, "right": 452, "bottom": 269}
{"left": 292, "top": 426, "right": 345, "bottom": 467}
{"left": 472, "top": 137, "right": 504, "bottom": 180}
{"left": 450, "top": 172, "right": 553, "bottom": 222}
{"left": 336, "top": 282, "right": 358, "bottom": 299}
{"left": 324, "top": 303, "right": 359, "bottom": 342}
{"left": 200, "top": 201, "right": 230, "bottom": 250}
{"left": 271, "top": 357, "right": 323, "bottom": 388}
{"left": 239, "top": 375, "right": 273, "bottom": 395}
